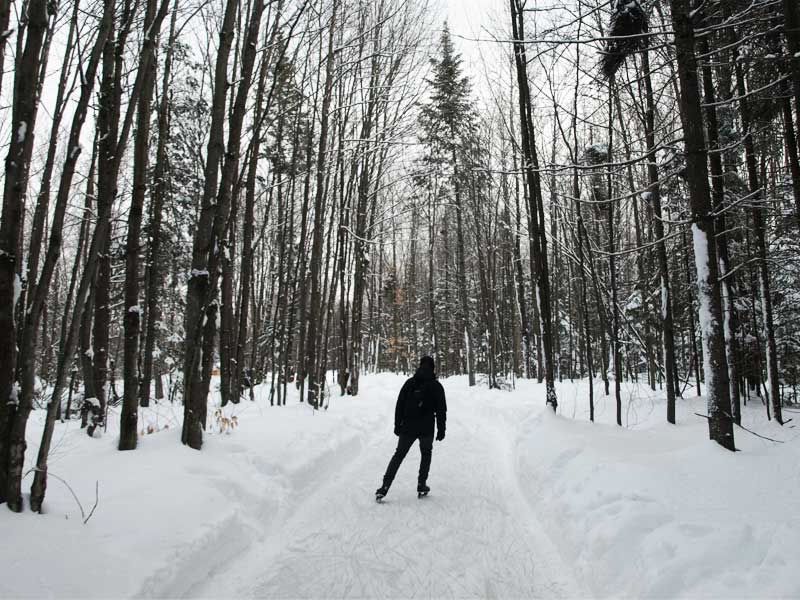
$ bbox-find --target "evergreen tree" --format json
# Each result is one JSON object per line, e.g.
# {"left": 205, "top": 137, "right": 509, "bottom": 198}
{"left": 419, "top": 26, "right": 476, "bottom": 155}
{"left": 418, "top": 25, "right": 479, "bottom": 385}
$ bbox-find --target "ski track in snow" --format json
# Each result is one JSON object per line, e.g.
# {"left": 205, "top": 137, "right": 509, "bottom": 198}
{"left": 187, "top": 396, "right": 582, "bottom": 599}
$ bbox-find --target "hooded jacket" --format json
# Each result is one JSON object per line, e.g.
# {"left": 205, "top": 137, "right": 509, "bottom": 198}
{"left": 394, "top": 366, "right": 447, "bottom": 437}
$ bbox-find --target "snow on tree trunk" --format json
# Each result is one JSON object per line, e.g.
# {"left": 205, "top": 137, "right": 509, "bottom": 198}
{"left": 692, "top": 223, "right": 735, "bottom": 449}
{"left": 670, "top": 0, "right": 734, "bottom": 450}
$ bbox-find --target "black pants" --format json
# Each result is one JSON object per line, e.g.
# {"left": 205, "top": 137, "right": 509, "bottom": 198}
{"left": 382, "top": 433, "right": 433, "bottom": 489}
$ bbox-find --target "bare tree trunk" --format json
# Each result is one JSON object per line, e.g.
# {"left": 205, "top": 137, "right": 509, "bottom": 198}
{"left": 293, "top": 45, "right": 322, "bottom": 400}
{"left": 91, "top": 0, "right": 135, "bottom": 439}
{"left": 782, "top": 96, "right": 800, "bottom": 224}
{"left": 305, "top": 0, "right": 339, "bottom": 408}
{"left": 279, "top": 73, "right": 307, "bottom": 405}
{"left": 733, "top": 58, "right": 783, "bottom": 424}
{"left": 612, "top": 89, "right": 652, "bottom": 390}
{"left": 566, "top": 11, "right": 593, "bottom": 416}
{"left": 642, "top": 47, "right": 678, "bottom": 423}
{"left": 605, "top": 82, "right": 623, "bottom": 425}
{"left": 348, "top": 13, "right": 384, "bottom": 397}
{"left": 181, "top": 0, "right": 241, "bottom": 448}
{"left": 235, "top": 28, "right": 274, "bottom": 405}
{"left": 669, "top": 0, "right": 734, "bottom": 450}
{"left": 24, "top": 3, "right": 77, "bottom": 324}
{"left": 223, "top": 0, "right": 295, "bottom": 403}
{"left": 406, "top": 203, "right": 419, "bottom": 368}
{"left": 784, "top": 0, "right": 800, "bottom": 151}
{"left": 120, "top": 0, "right": 170, "bottom": 449}
{"left": 451, "top": 148, "right": 476, "bottom": 387}
{"left": 0, "top": 0, "right": 49, "bottom": 509}
{"left": 428, "top": 190, "right": 438, "bottom": 361}
{"left": 10, "top": 0, "right": 56, "bottom": 337}
{"left": 31, "top": 0, "right": 164, "bottom": 507}
{"left": 510, "top": 0, "right": 557, "bottom": 410}
{"left": 0, "top": 0, "right": 12, "bottom": 100}
{"left": 698, "top": 34, "right": 741, "bottom": 424}
{"left": 90, "top": 236, "right": 111, "bottom": 438}
{"left": 207, "top": 0, "right": 266, "bottom": 411}
{"left": 682, "top": 227, "right": 702, "bottom": 397}
{"left": 140, "top": 0, "right": 179, "bottom": 408}
{"left": 511, "top": 135, "right": 531, "bottom": 379}
{"left": 79, "top": 146, "right": 99, "bottom": 423}
{"left": 500, "top": 174, "right": 519, "bottom": 379}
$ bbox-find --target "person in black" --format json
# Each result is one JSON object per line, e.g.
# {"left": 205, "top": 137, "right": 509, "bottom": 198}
{"left": 376, "top": 356, "right": 446, "bottom": 500}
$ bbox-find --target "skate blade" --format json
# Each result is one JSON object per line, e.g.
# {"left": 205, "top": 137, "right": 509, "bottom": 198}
{"left": 417, "top": 492, "right": 429, "bottom": 498}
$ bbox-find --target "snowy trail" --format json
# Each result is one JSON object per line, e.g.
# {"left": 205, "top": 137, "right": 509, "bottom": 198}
{"left": 189, "top": 393, "right": 582, "bottom": 599}
{"left": 7, "top": 375, "right": 799, "bottom": 599}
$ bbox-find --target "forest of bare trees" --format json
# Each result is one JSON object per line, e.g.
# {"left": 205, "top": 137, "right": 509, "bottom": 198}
{"left": 1, "top": 0, "right": 799, "bottom": 512}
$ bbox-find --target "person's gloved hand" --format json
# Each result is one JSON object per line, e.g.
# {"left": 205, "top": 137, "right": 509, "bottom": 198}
{"left": 436, "top": 430, "right": 445, "bottom": 441}
{"left": 394, "top": 425, "right": 401, "bottom": 436}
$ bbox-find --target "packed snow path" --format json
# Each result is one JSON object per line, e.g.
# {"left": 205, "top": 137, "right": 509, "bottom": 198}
{"left": 7, "top": 374, "right": 797, "bottom": 598}
{"left": 189, "top": 381, "right": 583, "bottom": 599}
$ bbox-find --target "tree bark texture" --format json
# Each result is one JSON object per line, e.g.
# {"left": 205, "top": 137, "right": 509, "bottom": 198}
{"left": 669, "top": 0, "right": 735, "bottom": 450}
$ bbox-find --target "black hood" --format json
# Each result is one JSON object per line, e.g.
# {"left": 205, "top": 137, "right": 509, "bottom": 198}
{"left": 414, "top": 365, "right": 435, "bottom": 383}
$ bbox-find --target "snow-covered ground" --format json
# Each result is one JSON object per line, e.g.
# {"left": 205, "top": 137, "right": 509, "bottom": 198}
{"left": 2, "top": 374, "right": 799, "bottom": 598}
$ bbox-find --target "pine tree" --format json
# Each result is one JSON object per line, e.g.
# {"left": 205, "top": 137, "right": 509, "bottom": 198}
{"left": 419, "top": 24, "right": 478, "bottom": 386}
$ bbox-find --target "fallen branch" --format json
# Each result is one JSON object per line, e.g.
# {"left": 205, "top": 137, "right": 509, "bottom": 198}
{"left": 694, "top": 413, "right": 785, "bottom": 443}
{"left": 27, "top": 469, "right": 100, "bottom": 523}
{"left": 44, "top": 471, "right": 86, "bottom": 519}
{"left": 84, "top": 481, "right": 100, "bottom": 524}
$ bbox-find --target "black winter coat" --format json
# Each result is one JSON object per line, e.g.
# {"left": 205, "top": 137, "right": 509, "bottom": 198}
{"left": 394, "top": 366, "right": 447, "bottom": 437}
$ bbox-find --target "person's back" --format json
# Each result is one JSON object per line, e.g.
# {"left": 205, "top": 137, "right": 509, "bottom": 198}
{"left": 376, "top": 356, "right": 446, "bottom": 501}
{"left": 396, "top": 367, "right": 445, "bottom": 438}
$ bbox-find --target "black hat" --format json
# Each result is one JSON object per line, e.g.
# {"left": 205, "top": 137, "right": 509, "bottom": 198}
{"left": 420, "top": 355, "right": 435, "bottom": 371}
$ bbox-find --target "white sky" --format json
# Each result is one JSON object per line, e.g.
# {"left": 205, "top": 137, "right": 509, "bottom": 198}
{"left": 443, "top": 0, "right": 510, "bottom": 106}
{"left": 445, "top": 0, "right": 498, "bottom": 63}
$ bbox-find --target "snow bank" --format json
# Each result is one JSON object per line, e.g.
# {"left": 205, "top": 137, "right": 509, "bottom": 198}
{"left": 515, "top": 380, "right": 800, "bottom": 598}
